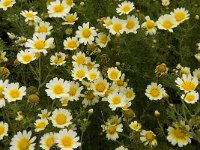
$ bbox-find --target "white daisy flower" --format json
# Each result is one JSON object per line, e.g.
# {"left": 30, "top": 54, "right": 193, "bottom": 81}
{"left": 17, "top": 50, "right": 36, "bottom": 64}
{"left": 116, "top": 1, "right": 134, "bottom": 15}
{"left": 181, "top": 91, "right": 199, "bottom": 104}
{"left": 140, "top": 130, "right": 157, "bottom": 147}
{"left": 63, "top": 37, "right": 79, "bottom": 50}
{"left": 124, "top": 15, "right": 140, "bottom": 34}
{"left": 76, "top": 22, "right": 97, "bottom": 45}
{"left": 108, "top": 92, "right": 127, "bottom": 110}
{"left": 91, "top": 78, "right": 109, "bottom": 96}
{"left": 40, "top": 132, "right": 56, "bottom": 150}
{"left": 62, "top": 12, "right": 78, "bottom": 25}
{"left": 107, "top": 67, "right": 122, "bottom": 81}
{"left": 95, "top": 33, "right": 110, "bottom": 48}
{"left": 56, "top": 129, "right": 81, "bottom": 149}
{"left": 25, "top": 33, "right": 54, "bottom": 54}
{"left": 3, "top": 82, "right": 26, "bottom": 102}
{"left": 156, "top": 14, "right": 178, "bottom": 32}
{"left": 108, "top": 17, "right": 125, "bottom": 35}
{"left": 50, "top": 52, "right": 66, "bottom": 66}
{"left": 50, "top": 108, "right": 72, "bottom": 128}
{"left": 47, "top": 0, "right": 71, "bottom": 18}
{"left": 20, "top": 10, "right": 38, "bottom": 22}
{"left": 10, "top": 130, "right": 36, "bottom": 150}
{"left": 0, "top": 0, "right": 16, "bottom": 11}
{"left": 35, "top": 21, "right": 53, "bottom": 35}
{"left": 145, "top": 82, "right": 166, "bottom": 100}
{"left": 0, "top": 122, "right": 8, "bottom": 140}
{"left": 72, "top": 65, "right": 88, "bottom": 81}
{"left": 142, "top": 16, "right": 157, "bottom": 35}
{"left": 170, "top": 8, "right": 190, "bottom": 24}
{"left": 45, "top": 77, "right": 70, "bottom": 99}
{"left": 175, "top": 74, "right": 198, "bottom": 92}
{"left": 67, "top": 81, "right": 83, "bottom": 101}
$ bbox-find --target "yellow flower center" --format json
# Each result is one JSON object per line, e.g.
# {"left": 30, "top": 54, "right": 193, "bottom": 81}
{"left": 173, "top": 128, "right": 186, "bottom": 139}
{"left": 126, "top": 20, "right": 135, "bottom": 30}
{"left": 112, "top": 23, "right": 123, "bottom": 33}
{"left": 45, "top": 137, "right": 54, "bottom": 148}
{"left": 185, "top": 94, "right": 195, "bottom": 102}
{"left": 146, "top": 132, "right": 155, "bottom": 142}
{"left": 121, "top": 5, "right": 131, "bottom": 13}
{"left": 68, "top": 86, "right": 77, "bottom": 96}
{"left": 82, "top": 28, "right": 92, "bottom": 38}
{"left": 34, "top": 40, "right": 46, "bottom": 50}
{"left": 76, "top": 56, "right": 86, "bottom": 65}
{"left": 17, "top": 138, "right": 30, "bottom": 150}
{"left": 125, "top": 91, "right": 133, "bottom": 99}
{"left": 53, "top": 4, "right": 64, "bottom": 13}
{"left": 76, "top": 70, "right": 85, "bottom": 78}
{"left": 107, "top": 125, "right": 117, "bottom": 134}
{"left": 112, "top": 96, "right": 121, "bottom": 105}
{"left": 55, "top": 114, "right": 67, "bottom": 125}
{"left": 37, "top": 122, "right": 46, "bottom": 129}
{"left": 105, "top": 88, "right": 114, "bottom": 97}
{"left": 104, "top": 20, "right": 112, "bottom": 27}
{"left": 54, "top": 57, "right": 64, "bottom": 65}
{"left": 181, "top": 81, "right": 196, "bottom": 91}
{"left": 66, "top": 15, "right": 76, "bottom": 23}
{"left": 9, "top": 89, "right": 20, "bottom": 99}
{"left": 67, "top": 40, "right": 77, "bottom": 49}
{"left": 52, "top": 84, "right": 64, "bottom": 95}
{"left": 95, "top": 82, "right": 106, "bottom": 92}
{"left": 0, "top": 86, "right": 4, "bottom": 98}
{"left": 146, "top": 20, "right": 155, "bottom": 29}
{"left": 0, "top": 126, "right": 5, "bottom": 135}
{"left": 22, "top": 54, "right": 32, "bottom": 63}
{"left": 149, "top": 88, "right": 160, "bottom": 98}
{"left": 37, "top": 26, "right": 48, "bottom": 33}
{"left": 89, "top": 73, "right": 97, "bottom": 80}
{"left": 42, "top": 113, "right": 49, "bottom": 119}
{"left": 109, "top": 71, "right": 119, "bottom": 80}
{"left": 162, "top": 20, "right": 173, "bottom": 29}
{"left": 2, "top": 0, "right": 11, "bottom": 7}
{"left": 99, "top": 35, "right": 108, "bottom": 45}
{"left": 86, "top": 92, "right": 95, "bottom": 101}
{"left": 174, "top": 12, "right": 186, "bottom": 22}
{"left": 117, "top": 80, "right": 125, "bottom": 87}
{"left": 25, "top": 13, "right": 34, "bottom": 19}
{"left": 65, "top": 0, "right": 73, "bottom": 6}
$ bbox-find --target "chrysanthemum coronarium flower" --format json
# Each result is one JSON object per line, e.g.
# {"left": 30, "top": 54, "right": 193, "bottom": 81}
{"left": 122, "top": 87, "right": 136, "bottom": 101}
{"left": 62, "top": 12, "right": 78, "bottom": 25}
{"left": 50, "top": 52, "right": 66, "bottom": 66}
{"left": 0, "top": 0, "right": 16, "bottom": 11}
{"left": 56, "top": 129, "right": 81, "bottom": 149}
{"left": 76, "top": 22, "right": 97, "bottom": 45}
{"left": 116, "top": 1, "right": 134, "bottom": 15}
{"left": 108, "top": 92, "right": 127, "bottom": 110}
{"left": 145, "top": 82, "right": 166, "bottom": 100}
{"left": 35, "top": 21, "right": 53, "bottom": 35}
{"left": 38, "top": 109, "right": 51, "bottom": 120}
{"left": 108, "top": 17, "right": 125, "bottom": 35}
{"left": 63, "top": 37, "right": 79, "bottom": 50}
{"left": 25, "top": 33, "right": 54, "bottom": 54}
{"left": 140, "top": 130, "right": 157, "bottom": 147}
{"left": 82, "top": 90, "right": 99, "bottom": 107}
{"left": 0, "top": 79, "right": 9, "bottom": 108}
{"left": 34, "top": 118, "right": 49, "bottom": 132}
{"left": 142, "top": 16, "right": 157, "bottom": 35}
{"left": 167, "top": 121, "right": 192, "bottom": 147}
{"left": 91, "top": 78, "right": 109, "bottom": 96}
{"left": 124, "top": 15, "right": 140, "bottom": 34}
{"left": 17, "top": 50, "right": 36, "bottom": 64}
{"left": 40, "top": 132, "right": 56, "bottom": 150}
{"left": 20, "top": 10, "right": 38, "bottom": 22}
{"left": 45, "top": 77, "right": 70, "bottom": 99}
{"left": 155, "top": 63, "right": 168, "bottom": 76}
{"left": 0, "top": 122, "right": 8, "bottom": 140}
{"left": 129, "top": 121, "right": 142, "bottom": 131}
{"left": 3, "top": 82, "right": 26, "bottom": 102}
{"left": 86, "top": 68, "right": 100, "bottom": 81}
{"left": 72, "top": 65, "right": 88, "bottom": 81}
{"left": 72, "top": 51, "right": 89, "bottom": 66}
{"left": 175, "top": 74, "right": 198, "bottom": 92}
{"left": 170, "top": 8, "right": 190, "bottom": 24}
{"left": 193, "top": 68, "right": 200, "bottom": 79}
{"left": 67, "top": 81, "right": 83, "bottom": 101}
{"left": 107, "top": 67, "right": 122, "bottom": 81}
{"left": 181, "top": 91, "right": 199, "bottom": 104}
{"left": 95, "top": 33, "right": 110, "bottom": 48}
{"left": 47, "top": 0, "right": 71, "bottom": 18}
{"left": 10, "top": 130, "right": 36, "bottom": 150}
{"left": 50, "top": 108, "right": 72, "bottom": 128}
{"left": 156, "top": 14, "right": 178, "bottom": 32}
